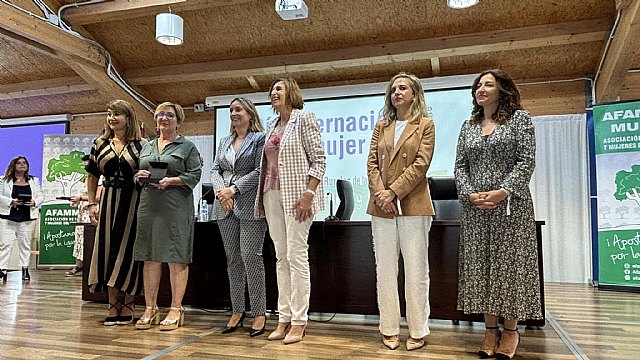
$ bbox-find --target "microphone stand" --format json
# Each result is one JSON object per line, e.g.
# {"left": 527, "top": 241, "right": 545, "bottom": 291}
{"left": 324, "top": 192, "right": 338, "bottom": 221}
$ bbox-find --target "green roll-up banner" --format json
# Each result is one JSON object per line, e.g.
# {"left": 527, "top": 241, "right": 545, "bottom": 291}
{"left": 593, "top": 100, "right": 640, "bottom": 288}
{"left": 38, "top": 135, "right": 95, "bottom": 267}
{"left": 39, "top": 203, "right": 77, "bottom": 265}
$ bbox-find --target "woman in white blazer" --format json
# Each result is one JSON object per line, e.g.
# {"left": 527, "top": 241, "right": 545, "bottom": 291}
{"left": 0, "top": 156, "right": 43, "bottom": 282}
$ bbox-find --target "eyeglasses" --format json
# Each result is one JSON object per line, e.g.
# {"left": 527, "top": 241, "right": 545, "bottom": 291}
{"left": 156, "top": 112, "right": 176, "bottom": 120}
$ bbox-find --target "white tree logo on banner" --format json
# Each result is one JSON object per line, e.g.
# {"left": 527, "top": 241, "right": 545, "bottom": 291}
{"left": 45, "top": 150, "right": 87, "bottom": 197}
{"left": 615, "top": 164, "right": 640, "bottom": 207}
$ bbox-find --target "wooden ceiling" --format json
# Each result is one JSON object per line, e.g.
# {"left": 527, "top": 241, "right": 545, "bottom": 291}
{"left": 1, "top": 0, "right": 639, "bottom": 130}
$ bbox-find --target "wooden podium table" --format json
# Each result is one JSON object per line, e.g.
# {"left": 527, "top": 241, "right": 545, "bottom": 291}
{"left": 82, "top": 220, "right": 545, "bottom": 326}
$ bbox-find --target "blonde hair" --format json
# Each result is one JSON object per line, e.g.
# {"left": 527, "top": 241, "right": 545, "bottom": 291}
{"left": 155, "top": 102, "right": 185, "bottom": 125}
{"left": 381, "top": 72, "right": 429, "bottom": 125}
{"left": 100, "top": 100, "right": 142, "bottom": 142}
{"left": 228, "top": 97, "right": 265, "bottom": 134}
{"left": 269, "top": 78, "right": 304, "bottom": 111}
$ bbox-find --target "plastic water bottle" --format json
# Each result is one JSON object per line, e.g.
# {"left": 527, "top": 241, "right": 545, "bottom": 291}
{"left": 199, "top": 200, "right": 209, "bottom": 222}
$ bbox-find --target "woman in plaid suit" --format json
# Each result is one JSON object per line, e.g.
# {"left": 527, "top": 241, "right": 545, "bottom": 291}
{"left": 255, "top": 78, "right": 326, "bottom": 344}
{"left": 212, "top": 97, "right": 268, "bottom": 337}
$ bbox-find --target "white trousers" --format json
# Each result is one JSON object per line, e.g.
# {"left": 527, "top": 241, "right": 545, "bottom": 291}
{"left": 0, "top": 218, "right": 36, "bottom": 268}
{"left": 372, "top": 215, "right": 432, "bottom": 339}
{"left": 263, "top": 190, "right": 313, "bottom": 326}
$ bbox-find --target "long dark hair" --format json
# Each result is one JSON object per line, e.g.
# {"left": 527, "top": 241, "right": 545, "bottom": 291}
{"left": 3, "top": 156, "right": 32, "bottom": 181}
{"left": 470, "top": 69, "right": 522, "bottom": 125}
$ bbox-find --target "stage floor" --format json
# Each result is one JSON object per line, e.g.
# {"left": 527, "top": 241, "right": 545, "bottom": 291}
{"left": 0, "top": 270, "right": 637, "bottom": 359}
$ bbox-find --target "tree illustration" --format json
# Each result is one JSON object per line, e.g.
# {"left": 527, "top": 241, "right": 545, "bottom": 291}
{"left": 616, "top": 205, "right": 629, "bottom": 219}
{"left": 46, "top": 150, "right": 87, "bottom": 197}
{"left": 614, "top": 164, "right": 640, "bottom": 207}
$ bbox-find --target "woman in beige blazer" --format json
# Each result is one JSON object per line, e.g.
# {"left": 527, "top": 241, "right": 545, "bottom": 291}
{"left": 366, "top": 73, "right": 435, "bottom": 351}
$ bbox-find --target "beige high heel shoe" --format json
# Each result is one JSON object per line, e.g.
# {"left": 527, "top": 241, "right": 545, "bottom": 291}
{"left": 267, "top": 322, "right": 290, "bottom": 340}
{"left": 478, "top": 326, "right": 502, "bottom": 358}
{"left": 159, "top": 306, "right": 184, "bottom": 331}
{"left": 283, "top": 324, "right": 306, "bottom": 344}
{"left": 135, "top": 306, "right": 159, "bottom": 330}
{"left": 382, "top": 334, "right": 400, "bottom": 350}
{"left": 495, "top": 328, "right": 520, "bottom": 359}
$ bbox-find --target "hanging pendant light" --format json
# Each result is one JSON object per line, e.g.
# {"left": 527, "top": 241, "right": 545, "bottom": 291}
{"left": 447, "top": 0, "right": 479, "bottom": 9}
{"left": 156, "top": 8, "right": 183, "bottom": 46}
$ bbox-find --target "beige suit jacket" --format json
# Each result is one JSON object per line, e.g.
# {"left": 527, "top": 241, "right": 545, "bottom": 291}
{"left": 366, "top": 116, "right": 435, "bottom": 218}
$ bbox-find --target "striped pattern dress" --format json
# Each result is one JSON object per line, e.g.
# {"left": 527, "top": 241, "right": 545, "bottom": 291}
{"left": 87, "top": 137, "right": 145, "bottom": 295}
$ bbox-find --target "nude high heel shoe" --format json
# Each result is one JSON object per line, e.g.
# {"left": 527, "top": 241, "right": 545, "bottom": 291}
{"left": 406, "top": 337, "right": 425, "bottom": 351}
{"left": 495, "top": 328, "right": 520, "bottom": 359}
{"left": 283, "top": 324, "right": 306, "bottom": 344}
{"left": 267, "top": 322, "right": 290, "bottom": 341}
{"left": 382, "top": 335, "right": 400, "bottom": 350}
{"left": 135, "top": 306, "right": 160, "bottom": 330}
{"left": 159, "top": 306, "right": 184, "bottom": 331}
{"left": 478, "top": 326, "right": 502, "bottom": 358}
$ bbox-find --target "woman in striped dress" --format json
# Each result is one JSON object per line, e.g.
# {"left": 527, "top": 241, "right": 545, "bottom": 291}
{"left": 86, "top": 100, "right": 145, "bottom": 326}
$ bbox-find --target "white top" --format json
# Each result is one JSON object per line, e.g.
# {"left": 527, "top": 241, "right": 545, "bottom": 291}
{"left": 393, "top": 119, "right": 408, "bottom": 215}
{"left": 394, "top": 120, "right": 408, "bottom": 147}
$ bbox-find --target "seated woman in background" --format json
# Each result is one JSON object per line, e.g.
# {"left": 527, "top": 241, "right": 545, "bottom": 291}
{"left": 366, "top": 73, "right": 435, "bottom": 351}
{"left": 134, "top": 102, "right": 202, "bottom": 331}
{"left": 0, "top": 156, "right": 44, "bottom": 282}
{"left": 212, "top": 98, "right": 268, "bottom": 337}
{"left": 455, "top": 69, "right": 541, "bottom": 360}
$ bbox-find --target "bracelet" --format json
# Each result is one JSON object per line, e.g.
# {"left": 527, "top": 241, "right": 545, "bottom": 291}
{"left": 304, "top": 189, "right": 315, "bottom": 197}
{"left": 87, "top": 202, "right": 98, "bottom": 207}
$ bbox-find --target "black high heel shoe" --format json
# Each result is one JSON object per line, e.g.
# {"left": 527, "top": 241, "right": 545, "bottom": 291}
{"left": 104, "top": 301, "right": 121, "bottom": 326}
{"left": 117, "top": 300, "right": 135, "bottom": 325}
{"left": 221, "top": 312, "right": 246, "bottom": 334}
{"left": 0, "top": 269, "right": 7, "bottom": 283}
{"left": 249, "top": 315, "right": 267, "bottom": 337}
{"left": 22, "top": 268, "right": 30, "bottom": 281}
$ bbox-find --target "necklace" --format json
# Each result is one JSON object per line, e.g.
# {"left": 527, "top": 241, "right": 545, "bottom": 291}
{"left": 274, "top": 121, "right": 287, "bottom": 133}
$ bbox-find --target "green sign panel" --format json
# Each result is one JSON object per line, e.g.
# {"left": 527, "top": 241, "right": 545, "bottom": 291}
{"left": 39, "top": 203, "right": 77, "bottom": 266}
{"left": 594, "top": 100, "right": 640, "bottom": 288}
{"left": 598, "top": 230, "right": 640, "bottom": 286}
{"left": 593, "top": 102, "right": 640, "bottom": 154}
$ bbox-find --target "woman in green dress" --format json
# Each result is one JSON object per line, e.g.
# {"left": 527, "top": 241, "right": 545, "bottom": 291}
{"left": 134, "top": 102, "right": 202, "bottom": 331}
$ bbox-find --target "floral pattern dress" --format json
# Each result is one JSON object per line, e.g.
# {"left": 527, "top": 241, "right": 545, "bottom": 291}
{"left": 454, "top": 110, "right": 542, "bottom": 320}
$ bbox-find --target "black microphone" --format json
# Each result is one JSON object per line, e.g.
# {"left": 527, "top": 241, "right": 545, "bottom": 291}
{"left": 324, "top": 192, "right": 338, "bottom": 221}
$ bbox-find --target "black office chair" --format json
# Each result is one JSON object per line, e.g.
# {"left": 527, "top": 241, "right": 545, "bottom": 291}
{"left": 335, "top": 179, "right": 354, "bottom": 220}
{"left": 428, "top": 177, "right": 461, "bottom": 220}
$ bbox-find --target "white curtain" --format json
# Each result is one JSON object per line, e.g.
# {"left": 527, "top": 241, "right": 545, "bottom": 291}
{"left": 531, "top": 114, "right": 591, "bottom": 283}
{"left": 187, "top": 135, "right": 215, "bottom": 211}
